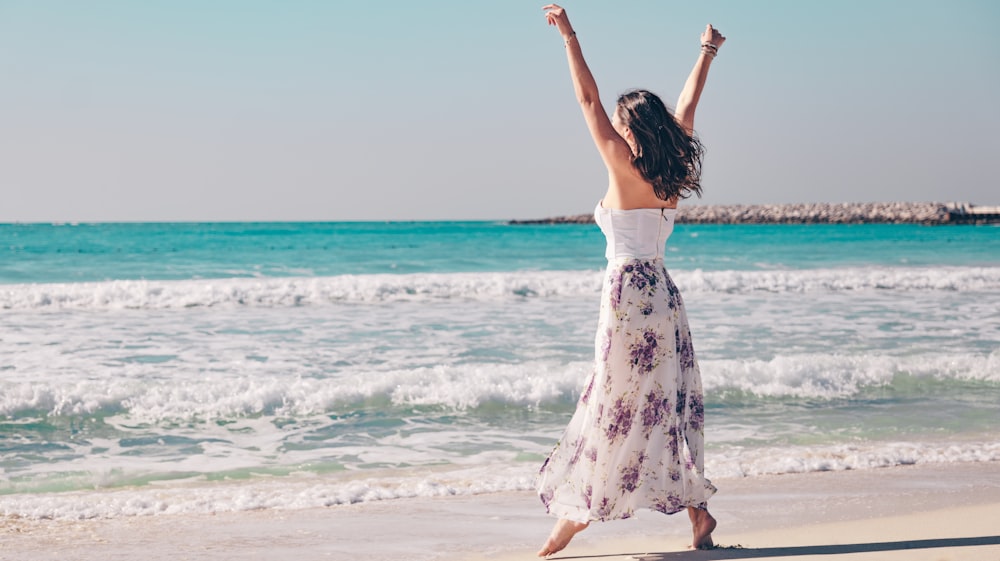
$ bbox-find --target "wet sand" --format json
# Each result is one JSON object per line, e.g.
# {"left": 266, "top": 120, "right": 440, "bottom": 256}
{"left": 2, "top": 462, "right": 998, "bottom": 561}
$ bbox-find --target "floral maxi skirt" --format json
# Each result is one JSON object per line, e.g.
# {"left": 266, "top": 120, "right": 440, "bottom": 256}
{"left": 538, "top": 258, "right": 716, "bottom": 523}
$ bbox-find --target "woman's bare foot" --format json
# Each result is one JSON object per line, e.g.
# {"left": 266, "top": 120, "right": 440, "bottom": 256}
{"left": 537, "top": 519, "right": 589, "bottom": 557}
{"left": 687, "top": 506, "right": 717, "bottom": 550}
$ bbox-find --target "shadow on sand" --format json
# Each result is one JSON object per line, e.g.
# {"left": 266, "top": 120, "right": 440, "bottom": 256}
{"left": 551, "top": 535, "right": 1000, "bottom": 560}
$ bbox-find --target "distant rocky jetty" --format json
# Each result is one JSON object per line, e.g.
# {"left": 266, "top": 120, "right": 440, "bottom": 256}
{"left": 509, "top": 202, "right": 1000, "bottom": 225}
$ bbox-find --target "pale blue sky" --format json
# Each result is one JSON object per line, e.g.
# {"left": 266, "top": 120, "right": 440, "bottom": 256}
{"left": 1, "top": 0, "right": 998, "bottom": 221}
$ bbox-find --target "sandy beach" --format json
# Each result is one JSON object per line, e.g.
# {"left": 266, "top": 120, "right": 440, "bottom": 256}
{"left": 2, "top": 462, "right": 997, "bottom": 561}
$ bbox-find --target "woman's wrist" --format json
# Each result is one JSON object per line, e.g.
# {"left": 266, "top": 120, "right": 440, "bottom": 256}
{"left": 700, "top": 42, "right": 718, "bottom": 58}
{"left": 563, "top": 30, "right": 577, "bottom": 43}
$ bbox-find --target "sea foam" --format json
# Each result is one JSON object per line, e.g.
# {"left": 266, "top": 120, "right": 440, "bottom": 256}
{"left": 2, "top": 352, "right": 997, "bottom": 422}
{"left": 2, "top": 266, "right": 998, "bottom": 310}
{"left": 1, "top": 440, "right": 997, "bottom": 520}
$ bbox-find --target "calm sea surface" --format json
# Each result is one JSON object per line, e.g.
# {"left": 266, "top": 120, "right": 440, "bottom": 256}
{"left": 1, "top": 221, "right": 998, "bottom": 518}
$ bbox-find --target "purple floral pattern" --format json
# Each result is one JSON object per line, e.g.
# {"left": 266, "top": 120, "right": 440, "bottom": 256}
{"left": 604, "top": 397, "right": 635, "bottom": 442}
{"left": 640, "top": 388, "right": 669, "bottom": 437}
{"left": 688, "top": 392, "right": 705, "bottom": 431}
{"left": 537, "top": 254, "right": 715, "bottom": 523}
{"left": 600, "top": 328, "right": 613, "bottom": 363}
{"left": 580, "top": 373, "right": 595, "bottom": 405}
{"left": 569, "top": 437, "right": 586, "bottom": 466}
{"left": 651, "top": 492, "right": 686, "bottom": 515}
{"left": 609, "top": 271, "right": 624, "bottom": 311}
{"left": 619, "top": 451, "right": 647, "bottom": 494}
{"left": 675, "top": 326, "right": 696, "bottom": 371}
{"left": 596, "top": 496, "right": 615, "bottom": 519}
{"left": 628, "top": 329, "right": 662, "bottom": 374}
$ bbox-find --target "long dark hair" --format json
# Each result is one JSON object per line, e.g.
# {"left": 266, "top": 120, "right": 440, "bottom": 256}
{"left": 615, "top": 89, "right": 704, "bottom": 200}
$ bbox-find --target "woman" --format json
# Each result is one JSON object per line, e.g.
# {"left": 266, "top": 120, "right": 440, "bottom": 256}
{"left": 536, "top": 4, "right": 725, "bottom": 557}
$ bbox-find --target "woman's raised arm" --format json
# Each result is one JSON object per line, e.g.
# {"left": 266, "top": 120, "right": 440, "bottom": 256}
{"left": 675, "top": 24, "right": 726, "bottom": 135}
{"left": 543, "top": 4, "right": 632, "bottom": 170}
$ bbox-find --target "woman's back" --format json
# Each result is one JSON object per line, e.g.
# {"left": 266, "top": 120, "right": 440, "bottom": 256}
{"left": 603, "top": 165, "right": 678, "bottom": 211}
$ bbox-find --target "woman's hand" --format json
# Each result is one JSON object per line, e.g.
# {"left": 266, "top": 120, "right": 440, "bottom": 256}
{"left": 543, "top": 4, "right": 575, "bottom": 40}
{"left": 701, "top": 24, "right": 726, "bottom": 50}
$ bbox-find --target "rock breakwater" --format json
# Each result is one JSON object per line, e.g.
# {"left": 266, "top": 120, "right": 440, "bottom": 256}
{"left": 509, "top": 202, "right": 1000, "bottom": 225}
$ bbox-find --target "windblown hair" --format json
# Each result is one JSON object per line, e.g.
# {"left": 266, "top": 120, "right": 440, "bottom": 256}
{"left": 615, "top": 89, "right": 704, "bottom": 200}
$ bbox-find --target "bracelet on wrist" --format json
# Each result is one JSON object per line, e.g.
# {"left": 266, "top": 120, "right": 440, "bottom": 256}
{"left": 564, "top": 31, "right": 577, "bottom": 45}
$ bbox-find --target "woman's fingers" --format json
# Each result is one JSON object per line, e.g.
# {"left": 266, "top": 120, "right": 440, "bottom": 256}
{"left": 543, "top": 4, "right": 571, "bottom": 34}
{"left": 542, "top": 4, "right": 565, "bottom": 18}
{"left": 703, "top": 24, "right": 725, "bottom": 47}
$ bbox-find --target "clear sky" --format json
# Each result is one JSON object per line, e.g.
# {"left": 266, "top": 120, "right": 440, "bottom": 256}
{"left": 1, "top": 0, "right": 998, "bottom": 222}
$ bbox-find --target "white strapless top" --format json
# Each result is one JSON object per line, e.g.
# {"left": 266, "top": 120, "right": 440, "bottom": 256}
{"left": 594, "top": 202, "right": 677, "bottom": 260}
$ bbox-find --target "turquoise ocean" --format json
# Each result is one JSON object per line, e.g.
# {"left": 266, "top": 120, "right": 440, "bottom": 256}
{"left": 1, "top": 220, "right": 999, "bottom": 519}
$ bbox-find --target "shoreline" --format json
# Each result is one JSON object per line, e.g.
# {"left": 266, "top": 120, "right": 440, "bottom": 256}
{"left": 2, "top": 461, "right": 998, "bottom": 560}
{"left": 510, "top": 201, "right": 1000, "bottom": 225}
